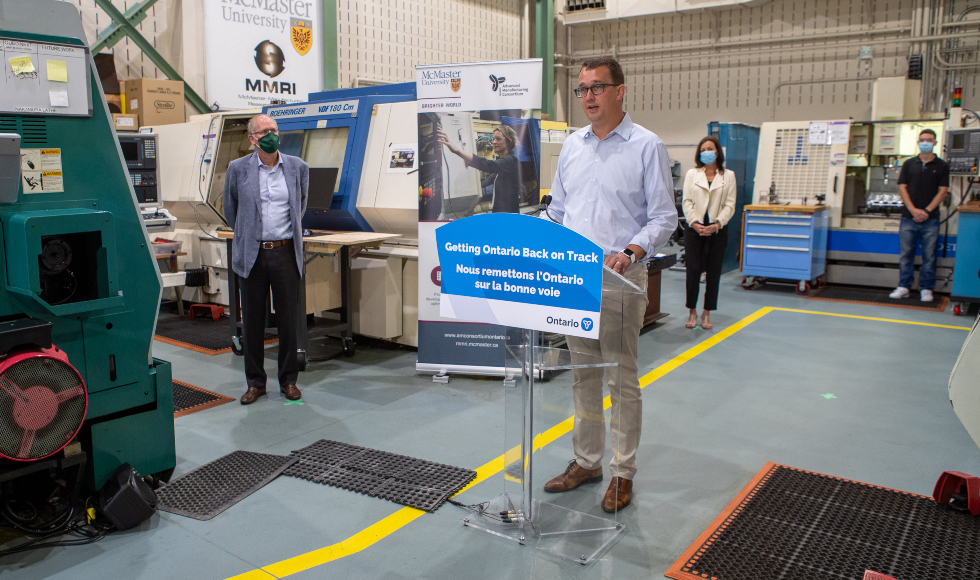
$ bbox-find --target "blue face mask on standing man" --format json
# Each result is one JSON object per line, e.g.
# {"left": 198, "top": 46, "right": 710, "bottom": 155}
{"left": 918, "top": 141, "right": 934, "bottom": 155}
{"left": 700, "top": 151, "right": 716, "bottom": 165}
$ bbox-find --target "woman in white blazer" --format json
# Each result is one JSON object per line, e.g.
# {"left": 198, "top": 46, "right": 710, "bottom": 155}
{"left": 681, "top": 135, "right": 736, "bottom": 330}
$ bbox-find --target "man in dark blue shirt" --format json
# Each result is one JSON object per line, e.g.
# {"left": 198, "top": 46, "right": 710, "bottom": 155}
{"left": 889, "top": 129, "right": 949, "bottom": 302}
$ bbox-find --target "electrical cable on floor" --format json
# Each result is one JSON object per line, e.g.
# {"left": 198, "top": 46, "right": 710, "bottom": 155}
{"left": 446, "top": 499, "right": 521, "bottom": 523}
{"left": 0, "top": 496, "right": 112, "bottom": 557}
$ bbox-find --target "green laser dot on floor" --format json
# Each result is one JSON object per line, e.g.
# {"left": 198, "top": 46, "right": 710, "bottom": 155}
{"left": 820, "top": 393, "right": 837, "bottom": 399}
{"left": 285, "top": 400, "right": 305, "bottom": 406}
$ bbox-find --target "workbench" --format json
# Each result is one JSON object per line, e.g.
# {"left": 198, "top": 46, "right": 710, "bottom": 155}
{"left": 218, "top": 230, "right": 400, "bottom": 370}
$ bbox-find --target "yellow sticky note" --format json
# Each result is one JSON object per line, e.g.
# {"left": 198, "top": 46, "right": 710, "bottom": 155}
{"left": 10, "top": 56, "right": 35, "bottom": 75}
{"left": 47, "top": 59, "right": 68, "bottom": 82}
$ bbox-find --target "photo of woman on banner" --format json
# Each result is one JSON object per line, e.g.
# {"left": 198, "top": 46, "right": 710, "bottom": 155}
{"left": 437, "top": 124, "right": 522, "bottom": 213}
{"left": 419, "top": 112, "right": 539, "bottom": 219}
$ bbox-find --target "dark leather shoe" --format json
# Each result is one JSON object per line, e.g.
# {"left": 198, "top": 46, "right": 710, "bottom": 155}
{"left": 544, "top": 459, "right": 603, "bottom": 492}
{"left": 601, "top": 477, "right": 633, "bottom": 512}
{"left": 240, "top": 387, "right": 267, "bottom": 405}
{"left": 280, "top": 384, "right": 302, "bottom": 401}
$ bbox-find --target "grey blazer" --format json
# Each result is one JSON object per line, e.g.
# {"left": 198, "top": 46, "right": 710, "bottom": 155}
{"left": 223, "top": 151, "right": 309, "bottom": 278}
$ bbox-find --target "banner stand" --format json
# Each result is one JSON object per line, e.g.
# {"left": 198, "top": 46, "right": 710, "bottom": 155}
{"left": 416, "top": 59, "right": 543, "bottom": 377}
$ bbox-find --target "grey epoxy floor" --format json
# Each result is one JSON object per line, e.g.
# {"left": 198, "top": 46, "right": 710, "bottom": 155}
{"left": 3, "top": 268, "right": 979, "bottom": 580}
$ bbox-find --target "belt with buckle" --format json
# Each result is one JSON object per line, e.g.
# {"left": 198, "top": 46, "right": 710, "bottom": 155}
{"left": 260, "top": 239, "right": 292, "bottom": 250}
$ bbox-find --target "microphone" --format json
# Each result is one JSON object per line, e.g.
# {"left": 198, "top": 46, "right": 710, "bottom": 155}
{"left": 539, "top": 194, "right": 552, "bottom": 213}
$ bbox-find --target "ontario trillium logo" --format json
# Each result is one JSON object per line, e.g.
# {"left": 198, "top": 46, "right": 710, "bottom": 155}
{"left": 489, "top": 74, "right": 506, "bottom": 91}
{"left": 581, "top": 318, "right": 594, "bottom": 331}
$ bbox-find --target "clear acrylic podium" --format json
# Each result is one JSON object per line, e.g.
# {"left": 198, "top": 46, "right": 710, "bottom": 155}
{"left": 463, "top": 267, "right": 645, "bottom": 564}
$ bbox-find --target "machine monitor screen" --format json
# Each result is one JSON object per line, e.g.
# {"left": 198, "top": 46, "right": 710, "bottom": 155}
{"left": 308, "top": 167, "right": 340, "bottom": 211}
{"left": 120, "top": 141, "right": 139, "bottom": 162}
{"left": 953, "top": 133, "right": 966, "bottom": 150}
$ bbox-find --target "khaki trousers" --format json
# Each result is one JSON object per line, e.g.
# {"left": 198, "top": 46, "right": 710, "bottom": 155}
{"left": 565, "top": 263, "right": 648, "bottom": 480}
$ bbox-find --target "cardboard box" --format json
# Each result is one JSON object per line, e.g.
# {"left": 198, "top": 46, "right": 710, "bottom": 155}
{"left": 124, "top": 78, "right": 185, "bottom": 126}
{"left": 112, "top": 113, "right": 138, "bottom": 132}
{"left": 104, "top": 93, "right": 122, "bottom": 114}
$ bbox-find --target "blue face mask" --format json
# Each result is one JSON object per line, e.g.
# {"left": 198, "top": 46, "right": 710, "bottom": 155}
{"left": 918, "top": 141, "right": 934, "bottom": 154}
{"left": 700, "top": 151, "right": 717, "bottom": 165}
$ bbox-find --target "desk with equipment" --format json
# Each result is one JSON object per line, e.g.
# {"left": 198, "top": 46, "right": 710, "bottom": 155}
{"left": 149, "top": 85, "right": 421, "bottom": 347}
{"left": 219, "top": 230, "right": 399, "bottom": 369}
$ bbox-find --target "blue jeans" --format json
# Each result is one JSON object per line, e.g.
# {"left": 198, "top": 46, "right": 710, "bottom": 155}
{"left": 899, "top": 217, "right": 940, "bottom": 290}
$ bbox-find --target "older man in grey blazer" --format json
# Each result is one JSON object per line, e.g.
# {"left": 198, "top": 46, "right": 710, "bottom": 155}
{"left": 224, "top": 113, "right": 309, "bottom": 404}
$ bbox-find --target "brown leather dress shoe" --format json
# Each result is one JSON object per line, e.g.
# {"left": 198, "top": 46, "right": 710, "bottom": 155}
{"left": 280, "top": 384, "right": 302, "bottom": 401}
{"left": 240, "top": 387, "right": 267, "bottom": 405}
{"left": 544, "top": 459, "right": 603, "bottom": 492}
{"left": 601, "top": 477, "right": 633, "bottom": 513}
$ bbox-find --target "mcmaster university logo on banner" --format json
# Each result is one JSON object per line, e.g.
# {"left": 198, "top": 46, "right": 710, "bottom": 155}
{"left": 205, "top": 0, "right": 323, "bottom": 110}
{"left": 291, "top": 18, "right": 313, "bottom": 55}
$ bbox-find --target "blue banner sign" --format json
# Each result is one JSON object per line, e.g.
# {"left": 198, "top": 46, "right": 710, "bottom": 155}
{"left": 436, "top": 214, "right": 602, "bottom": 338}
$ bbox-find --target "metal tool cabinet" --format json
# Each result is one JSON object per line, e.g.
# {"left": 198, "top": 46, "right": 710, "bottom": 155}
{"left": 740, "top": 205, "right": 829, "bottom": 294}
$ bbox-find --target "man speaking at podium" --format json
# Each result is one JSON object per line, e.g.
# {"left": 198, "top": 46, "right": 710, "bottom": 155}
{"left": 542, "top": 57, "right": 676, "bottom": 512}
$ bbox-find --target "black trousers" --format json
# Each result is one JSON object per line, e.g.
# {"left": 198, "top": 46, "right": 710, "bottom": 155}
{"left": 239, "top": 243, "right": 301, "bottom": 391}
{"left": 685, "top": 225, "right": 728, "bottom": 311}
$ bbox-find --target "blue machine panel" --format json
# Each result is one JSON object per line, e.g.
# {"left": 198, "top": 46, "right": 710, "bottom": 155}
{"left": 708, "top": 122, "right": 760, "bottom": 273}
{"left": 828, "top": 229, "right": 957, "bottom": 258}
{"left": 263, "top": 83, "right": 417, "bottom": 232}
{"left": 951, "top": 212, "right": 980, "bottom": 300}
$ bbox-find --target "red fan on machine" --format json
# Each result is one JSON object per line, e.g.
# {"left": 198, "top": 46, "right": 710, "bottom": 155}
{"left": 0, "top": 344, "right": 87, "bottom": 461}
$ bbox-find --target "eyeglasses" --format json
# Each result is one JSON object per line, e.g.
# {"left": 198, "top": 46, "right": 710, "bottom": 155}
{"left": 574, "top": 83, "right": 619, "bottom": 98}
{"left": 251, "top": 128, "right": 279, "bottom": 138}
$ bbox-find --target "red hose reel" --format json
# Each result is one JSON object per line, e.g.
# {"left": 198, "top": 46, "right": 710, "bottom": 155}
{"left": 0, "top": 345, "right": 87, "bottom": 461}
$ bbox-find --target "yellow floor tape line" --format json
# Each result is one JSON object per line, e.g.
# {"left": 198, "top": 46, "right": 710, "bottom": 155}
{"left": 225, "top": 306, "right": 966, "bottom": 578}
{"left": 771, "top": 307, "right": 972, "bottom": 330}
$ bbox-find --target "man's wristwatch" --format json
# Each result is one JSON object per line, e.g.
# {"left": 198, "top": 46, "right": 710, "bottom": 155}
{"left": 620, "top": 248, "right": 636, "bottom": 264}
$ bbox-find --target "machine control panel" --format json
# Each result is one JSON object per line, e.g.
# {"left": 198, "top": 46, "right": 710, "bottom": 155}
{"left": 118, "top": 133, "right": 159, "bottom": 205}
{"left": 945, "top": 129, "right": 980, "bottom": 175}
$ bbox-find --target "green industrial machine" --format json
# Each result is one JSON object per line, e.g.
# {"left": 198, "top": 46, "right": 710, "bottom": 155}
{"left": 0, "top": 0, "right": 175, "bottom": 488}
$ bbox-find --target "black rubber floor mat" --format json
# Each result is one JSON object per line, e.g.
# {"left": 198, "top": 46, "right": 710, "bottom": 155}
{"left": 172, "top": 380, "right": 236, "bottom": 418}
{"left": 156, "top": 451, "right": 297, "bottom": 521}
{"left": 154, "top": 315, "right": 277, "bottom": 355}
{"left": 283, "top": 440, "right": 476, "bottom": 512}
{"left": 808, "top": 285, "right": 948, "bottom": 311}
{"left": 667, "top": 463, "right": 980, "bottom": 580}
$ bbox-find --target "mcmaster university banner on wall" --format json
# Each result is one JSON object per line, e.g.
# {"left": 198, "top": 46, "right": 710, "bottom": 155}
{"left": 204, "top": 0, "right": 323, "bottom": 110}
{"left": 416, "top": 59, "right": 543, "bottom": 376}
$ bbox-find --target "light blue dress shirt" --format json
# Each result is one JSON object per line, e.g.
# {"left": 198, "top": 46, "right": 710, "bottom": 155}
{"left": 544, "top": 113, "right": 677, "bottom": 260}
{"left": 256, "top": 154, "right": 292, "bottom": 241}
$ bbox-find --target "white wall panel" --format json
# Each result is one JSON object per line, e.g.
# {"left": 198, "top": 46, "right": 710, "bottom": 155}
{"left": 336, "top": 0, "right": 523, "bottom": 88}
{"left": 562, "top": 0, "right": 936, "bottom": 156}
{"left": 65, "top": 0, "right": 173, "bottom": 81}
